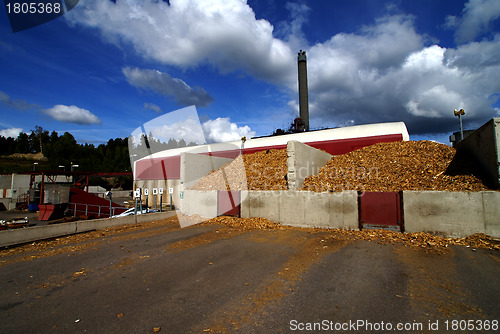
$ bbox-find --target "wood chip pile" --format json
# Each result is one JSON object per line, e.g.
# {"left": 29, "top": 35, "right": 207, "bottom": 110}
{"left": 300, "top": 140, "right": 490, "bottom": 192}
{"left": 206, "top": 216, "right": 500, "bottom": 252}
{"left": 189, "top": 149, "right": 287, "bottom": 191}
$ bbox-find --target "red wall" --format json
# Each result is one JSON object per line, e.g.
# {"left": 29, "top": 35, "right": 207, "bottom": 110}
{"left": 134, "top": 133, "right": 403, "bottom": 180}
{"left": 70, "top": 187, "right": 126, "bottom": 218}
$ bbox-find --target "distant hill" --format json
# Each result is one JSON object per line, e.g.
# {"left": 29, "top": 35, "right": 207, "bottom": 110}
{"left": 0, "top": 153, "right": 50, "bottom": 174}
{"left": 8, "top": 152, "right": 48, "bottom": 161}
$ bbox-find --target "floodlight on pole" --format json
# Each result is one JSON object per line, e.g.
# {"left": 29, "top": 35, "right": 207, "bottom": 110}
{"left": 454, "top": 108, "right": 465, "bottom": 141}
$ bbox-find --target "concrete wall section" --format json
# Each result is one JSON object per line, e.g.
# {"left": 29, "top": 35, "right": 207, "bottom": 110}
{"left": 279, "top": 191, "right": 306, "bottom": 227}
{"left": 330, "top": 191, "right": 359, "bottom": 230}
{"left": 240, "top": 190, "right": 359, "bottom": 230}
{"left": 403, "top": 191, "right": 487, "bottom": 238}
{"left": 0, "top": 222, "right": 78, "bottom": 247}
{"left": 457, "top": 118, "right": 500, "bottom": 189}
{"left": 181, "top": 190, "right": 218, "bottom": 219}
{"left": 482, "top": 191, "right": 500, "bottom": 237}
{"left": 304, "top": 191, "right": 329, "bottom": 227}
{"left": 287, "top": 141, "right": 332, "bottom": 190}
{"left": 0, "top": 211, "right": 176, "bottom": 248}
{"left": 240, "top": 190, "right": 281, "bottom": 223}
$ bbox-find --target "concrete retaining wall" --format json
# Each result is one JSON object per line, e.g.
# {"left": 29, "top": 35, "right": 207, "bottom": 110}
{"left": 234, "top": 190, "right": 359, "bottom": 230}
{"left": 181, "top": 190, "right": 218, "bottom": 218}
{"left": 184, "top": 189, "right": 499, "bottom": 238}
{"left": 0, "top": 211, "right": 176, "bottom": 248}
{"left": 278, "top": 190, "right": 358, "bottom": 229}
{"left": 403, "top": 191, "right": 500, "bottom": 238}
{"left": 457, "top": 118, "right": 500, "bottom": 189}
{"left": 483, "top": 192, "right": 500, "bottom": 237}
{"left": 287, "top": 141, "right": 332, "bottom": 190}
{"left": 240, "top": 191, "right": 281, "bottom": 223}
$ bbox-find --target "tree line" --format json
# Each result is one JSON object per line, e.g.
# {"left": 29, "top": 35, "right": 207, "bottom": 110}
{"left": 0, "top": 126, "right": 196, "bottom": 174}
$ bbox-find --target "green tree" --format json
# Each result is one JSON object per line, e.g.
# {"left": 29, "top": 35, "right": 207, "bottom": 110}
{"left": 15, "top": 132, "right": 29, "bottom": 153}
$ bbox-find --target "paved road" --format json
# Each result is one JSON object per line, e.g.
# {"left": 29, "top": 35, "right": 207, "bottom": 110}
{"left": 0, "top": 217, "right": 498, "bottom": 333}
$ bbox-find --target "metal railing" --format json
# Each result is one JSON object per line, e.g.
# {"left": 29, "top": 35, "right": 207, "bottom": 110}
{"left": 70, "top": 203, "right": 128, "bottom": 218}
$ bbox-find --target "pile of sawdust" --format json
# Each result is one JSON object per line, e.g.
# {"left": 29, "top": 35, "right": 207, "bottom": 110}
{"left": 190, "top": 149, "right": 287, "bottom": 191}
{"left": 301, "top": 140, "right": 489, "bottom": 192}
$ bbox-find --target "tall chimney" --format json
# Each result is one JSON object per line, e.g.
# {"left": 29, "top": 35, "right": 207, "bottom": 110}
{"left": 297, "top": 50, "right": 309, "bottom": 131}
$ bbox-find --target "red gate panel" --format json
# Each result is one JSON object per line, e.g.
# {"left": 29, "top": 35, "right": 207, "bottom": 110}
{"left": 217, "top": 191, "right": 240, "bottom": 217}
{"left": 359, "top": 192, "right": 403, "bottom": 232}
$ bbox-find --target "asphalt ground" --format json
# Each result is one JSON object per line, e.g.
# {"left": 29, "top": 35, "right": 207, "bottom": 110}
{"left": 0, "top": 216, "right": 499, "bottom": 333}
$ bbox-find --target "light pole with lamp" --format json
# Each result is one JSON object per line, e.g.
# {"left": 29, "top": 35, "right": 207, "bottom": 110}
{"left": 454, "top": 108, "right": 465, "bottom": 141}
{"left": 106, "top": 191, "right": 113, "bottom": 217}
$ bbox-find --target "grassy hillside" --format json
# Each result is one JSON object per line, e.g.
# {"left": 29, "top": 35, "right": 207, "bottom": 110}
{"left": 0, "top": 153, "right": 50, "bottom": 174}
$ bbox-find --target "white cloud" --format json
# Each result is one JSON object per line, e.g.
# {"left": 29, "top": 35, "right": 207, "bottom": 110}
{"left": 302, "top": 16, "right": 500, "bottom": 134}
{"left": 0, "top": 127, "right": 22, "bottom": 138}
{"left": 405, "top": 85, "right": 464, "bottom": 118}
{"left": 123, "top": 67, "right": 213, "bottom": 107}
{"left": 144, "top": 102, "right": 162, "bottom": 113}
{"left": 66, "top": 0, "right": 295, "bottom": 85}
{"left": 447, "top": 0, "right": 500, "bottom": 43}
{"left": 202, "top": 117, "right": 255, "bottom": 143}
{"left": 130, "top": 110, "right": 254, "bottom": 149}
{"left": 149, "top": 118, "right": 206, "bottom": 145}
{"left": 43, "top": 105, "right": 102, "bottom": 125}
{"left": 67, "top": 1, "right": 500, "bottom": 136}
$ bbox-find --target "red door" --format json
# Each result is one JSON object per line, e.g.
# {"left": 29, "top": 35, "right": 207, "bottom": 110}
{"left": 217, "top": 191, "right": 240, "bottom": 217}
{"left": 359, "top": 192, "right": 403, "bottom": 232}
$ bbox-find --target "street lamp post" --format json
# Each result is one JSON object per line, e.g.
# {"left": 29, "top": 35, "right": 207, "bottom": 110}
{"left": 454, "top": 108, "right": 465, "bottom": 141}
{"left": 106, "top": 191, "right": 113, "bottom": 218}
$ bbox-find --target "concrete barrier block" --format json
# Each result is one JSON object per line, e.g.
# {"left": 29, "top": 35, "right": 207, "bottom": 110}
{"left": 240, "top": 190, "right": 250, "bottom": 218}
{"left": 0, "top": 212, "right": 177, "bottom": 248}
{"left": 287, "top": 141, "right": 332, "bottom": 190}
{"left": 403, "top": 191, "right": 485, "bottom": 238}
{"left": 0, "top": 222, "right": 77, "bottom": 247}
{"left": 334, "top": 190, "right": 359, "bottom": 230}
{"left": 181, "top": 190, "right": 217, "bottom": 218}
{"left": 246, "top": 191, "right": 261, "bottom": 218}
{"left": 247, "top": 191, "right": 281, "bottom": 222}
{"left": 304, "top": 191, "right": 330, "bottom": 227}
{"left": 280, "top": 191, "right": 306, "bottom": 227}
{"left": 457, "top": 118, "right": 500, "bottom": 189}
{"left": 76, "top": 218, "right": 109, "bottom": 232}
{"left": 483, "top": 191, "right": 500, "bottom": 238}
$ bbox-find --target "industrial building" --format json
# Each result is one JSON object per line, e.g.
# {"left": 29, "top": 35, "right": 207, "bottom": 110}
{"left": 133, "top": 121, "right": 410, "bottom": 208}
{"left": 133, "top": 50, "right": 410, "bottom": 208}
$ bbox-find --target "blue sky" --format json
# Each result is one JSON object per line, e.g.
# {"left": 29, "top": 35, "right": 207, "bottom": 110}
{"left": 1, "top": 0, "right": 499, "bottom": 145}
